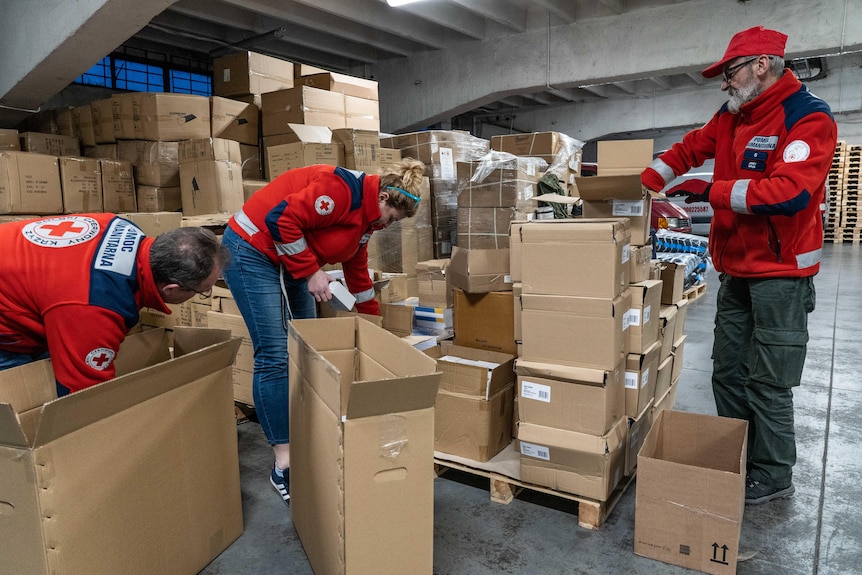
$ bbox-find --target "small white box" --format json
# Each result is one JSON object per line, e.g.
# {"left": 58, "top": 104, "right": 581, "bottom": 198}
{"left": 328, "top": 281, "right": 356, "bottom": 311}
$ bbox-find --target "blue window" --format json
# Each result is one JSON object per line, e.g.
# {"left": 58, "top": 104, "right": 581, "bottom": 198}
{"left": 78, "top": 57, "right": 111, "bottom": 88}
{"left": 170, "top": 70, "right": 211, "bottom": 96}
{"left": 75, "top": 51, "right": 211, "bottom": 96}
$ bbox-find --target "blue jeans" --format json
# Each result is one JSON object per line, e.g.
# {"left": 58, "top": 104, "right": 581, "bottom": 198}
{"left": 0, "top": 349, "right": 65, "bottom": 395}
{"left": 221, "top": 227, "right": 317, "bottom": 444}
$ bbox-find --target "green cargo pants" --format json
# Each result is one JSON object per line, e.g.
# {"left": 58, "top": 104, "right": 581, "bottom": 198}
{"left": 712, "top": 274, "right": 815, "bottom": 488}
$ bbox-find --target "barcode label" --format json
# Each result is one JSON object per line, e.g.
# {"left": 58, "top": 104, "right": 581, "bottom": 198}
{"left": 625, "top": 371, "right": 639, "bottom": 389}
{"left": 521, "top": 380, "right": 551, "bottom": 403}
{"left": 612, "top": 199, "right": 645, "bottom": 216}
{"left": 644, "top": 304, "right": 651, "bottom": 324}
{"left": 520, "top": 441, "right": 551, "bottom": 461}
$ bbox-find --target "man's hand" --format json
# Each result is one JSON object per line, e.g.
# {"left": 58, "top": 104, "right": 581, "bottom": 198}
{"left": 667, "top": 184, "right": 711, "bottom": 204}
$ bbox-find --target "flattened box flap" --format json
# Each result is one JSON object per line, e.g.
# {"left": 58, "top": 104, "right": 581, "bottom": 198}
{"left": 520, "top": 218, "right": 630, "bottom": 243}
{"left": 346, "top": 373, "right": 440, "bottom": 419}
{"left": 575, "top": 174, "right": 646, "bottom": 201}
{"left": 515, "top": 358, "right": 617, "bottom": 386}
{"left": 0, "top": 359, "right": 56, "bottom": 414}
{"left": 0, "top": 404, "right": 28, "bottom": 448}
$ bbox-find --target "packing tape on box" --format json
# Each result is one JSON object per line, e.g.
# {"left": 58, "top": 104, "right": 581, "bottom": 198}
{"left": 379, "top": 414, "right": 408, "bottom": 458}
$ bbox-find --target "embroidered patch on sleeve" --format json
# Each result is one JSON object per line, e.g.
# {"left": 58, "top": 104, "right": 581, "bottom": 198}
{"left": 315, "top": 195, "right": 335, "bottom": 215}
{"left": 783, "top": 140, "right": 811, "bottom": 163}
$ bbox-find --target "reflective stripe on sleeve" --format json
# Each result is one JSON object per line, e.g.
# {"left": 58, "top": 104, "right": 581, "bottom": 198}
{"left": 730, "top": 179, "right": 751, "bottom": 213}
{"left": 352, "top": 287, "right": 376, "bottom": 303}
{"left": 234, "top": 209, "right": 260, "bottom": 236}
{"left": 650, "top": 158, "right": 676, "bottom": 186}
{"left": 797, "top": 248, "right": 821, "bottom": 270}
{"left": 275, "top": 236, "right": 308, "bottom": 256}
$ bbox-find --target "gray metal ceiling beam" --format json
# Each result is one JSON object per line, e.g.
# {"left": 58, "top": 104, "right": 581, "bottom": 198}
{"left": 450, "top": 0, "right": 526, "bottom": 32}
{"left": 393, "top": 1, "right": 486, "bottom": 40}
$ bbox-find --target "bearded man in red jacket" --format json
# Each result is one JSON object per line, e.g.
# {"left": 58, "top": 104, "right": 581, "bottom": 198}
{"left": 641, "top": 26, "right": 837, "bottom": 505}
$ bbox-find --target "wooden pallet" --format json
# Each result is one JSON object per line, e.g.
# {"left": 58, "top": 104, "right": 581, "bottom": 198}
{"left": 682, "top": 282, "right": 707, "bottom": 302}
{"left": 434, "top": 445, "right": 635, "bottom": 530}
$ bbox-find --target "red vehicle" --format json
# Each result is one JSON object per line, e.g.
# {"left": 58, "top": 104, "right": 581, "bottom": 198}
{"left": 579, "top": 162, "right": 693, "bottom": 233}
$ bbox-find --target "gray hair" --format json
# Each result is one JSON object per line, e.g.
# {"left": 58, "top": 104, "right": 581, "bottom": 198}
{"left": 149, "top": 227, "right": 230, "bottom": 289}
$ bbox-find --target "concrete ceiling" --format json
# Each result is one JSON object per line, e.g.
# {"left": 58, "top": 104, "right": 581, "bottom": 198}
{"left": 1, "top": 0, "right": 860, "bottom": 138}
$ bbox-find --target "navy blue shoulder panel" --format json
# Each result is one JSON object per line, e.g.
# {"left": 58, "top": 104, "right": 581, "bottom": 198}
{"left": 266, "top": 200, "right": 290, "bottom": 243}
{"left": 334, "top": 166, "right": 365, "bottom": 211}
{"left": 88, "top": 217, "right": 145, "bottom": 329}
{"left": 783, "top": 85, "right": 833, "bottom": 131}
{"left": 718, "top": 101, "right": 730, "bottom": 116}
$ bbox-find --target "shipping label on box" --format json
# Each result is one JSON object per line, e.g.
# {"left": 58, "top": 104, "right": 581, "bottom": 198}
{"left": 576, "top": 174, "right": 652, "bottom": 246}
{"left": 626, "top": 279, "right": 663, "bottom": 354}
{"left": 635, "top": 410, "right": 747, "bottom": 575}
{"left": 624, "top": 340, "right": 661, "bottom": 417}
{"left": 0, "top": 151, "right": 63, "bottom": 215}
{"left": 60, "top": 156, "right": 103, "bottom": 213}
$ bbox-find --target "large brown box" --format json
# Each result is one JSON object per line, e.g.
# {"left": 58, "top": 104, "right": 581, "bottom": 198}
{"left": 266, "top": 142, "right": 343, "bottom": 178}
{"left": 625, "top": 340, "right": 661, "bottom": 417}
{"left": 0, "top": 151, "right": 63, "bottom": 214}
{"left": 0, "top": 129, "right": 20, "bottom": 151}
{"left": 576, "top": 174, "right": 653, "bottom": 247}
{"left": 520, "top": 290, "right": 631, "bottom": 371}
{"left": 518, "top": 417, "right": 627, "bottom": 502}
{"left": 210, "top": 96, "right": 260, "bottom": 146}
{"left": 516, "top": 358, "right": 625, "bottom": 436}
{"left": 179, "top": 160, "right": 244, "bottom": 216}
{"left": 19, "top": 132, "right": 80, "bottom": 156}
{"left": 456, "top": 206, "right": 514, "bottom": 250}
{"left": 59, "top": 156, "right": 103, "bottom": 213}
{"left": 331, "top": 128, "right": 380, "bottom": 171}
{"left": 72, "top": 105, "right": 97, "bottom": 147}
{"left": 635, "top": 410, "right": 747, "bottom": 575}
{"left": 0, "top": 328, "right": 243, "bottom": 575}
{"left": 261, "top": 86, "right": 346, "bottom": 135}
{"left": 435, "top": 384, "right": 514, "bottom": 462}
{"left": 295, "top": 72, "right": 379, "bottom": 100}
{"left": 100, "top": 159, "right": 137, "bottom": 213}
{"left": 110, "top": 92, "right": 143, "bottom": 140}
{"left": 453, "top": 288, "right": 516, "bottom": 355}
{"left": 596, "top": 139, "right": 654, "bottom": 176}
{"left": 90, "top": 98, "right": 116, "bottom": 144}
{"left": 137, "top": 94, "right": 211, "bottom": 141}
{"left": 117, "top": 140, "right": 180, "bottom": 187}
{"left": 627, "top": 279, "right": 663, "bottom": 354}
{"left": 288, "top": 317, "right": 440, "bottom": 575}
{"left": 178, "top": 137, "right": 243, "bottom": 165}
{"left": 448, "top": 246, "right": 512, "bottom": 294}
{"left": 344, "top": 95, "right": 380, "bottom": 131}
{"left": 456, "top": 158, "right": 541, "bottom": 210}
{"left": 136, "top": 185, "right": 182, "bottom": 213}
{"left": 213, "top": 51, "right": 294, "bottom": 97}
{"left": 416, "top": 258, "right": 451, "bottom": 308}
{"left": 519, "top": 219, "right": 630, "bottom": 299}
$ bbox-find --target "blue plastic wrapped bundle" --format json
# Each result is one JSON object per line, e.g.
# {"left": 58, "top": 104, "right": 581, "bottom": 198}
{"left": 654, "top": 229, "right": 710, "bottom": 257}
{"left": 655, "top": 252, "right": 708, "bottom": 290}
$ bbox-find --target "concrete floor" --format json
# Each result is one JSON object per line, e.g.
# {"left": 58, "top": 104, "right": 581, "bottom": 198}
{"left": 200, "top": 242, "right": 862, "bottom": 575}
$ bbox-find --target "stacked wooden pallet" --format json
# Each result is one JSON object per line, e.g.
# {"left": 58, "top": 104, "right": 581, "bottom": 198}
{"left": 825, "top": 141, "right": 862, "bottom": 243}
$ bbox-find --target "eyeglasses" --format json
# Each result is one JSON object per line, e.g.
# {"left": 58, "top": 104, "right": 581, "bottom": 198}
{"left": 185, "top": 286, "right": 212, "bottom": 300}
{"left": 723, "top": 57, "right": 758, "bottom": 82}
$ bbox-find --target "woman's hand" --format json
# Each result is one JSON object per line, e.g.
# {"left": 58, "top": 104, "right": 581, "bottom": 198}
{"left": 307, "top": 269, "right": 333, "bottom": 302}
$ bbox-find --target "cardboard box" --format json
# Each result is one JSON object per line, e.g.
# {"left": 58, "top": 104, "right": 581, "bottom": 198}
{"left": 261, "top": 86, "right": 346, "bottom": 136}
{"left": 267, "top": 141, "right": 343, "bottom": 178}
{"left": 435, "top": 384, "right": 514, "bottom": 462}
{"left": 456, "top": 206, "right": 514, "bottom": 249}
{"left": 626, "top": 280, "right": 662, "bottom": 354}
{"left": 379, "top": 147, "right": 401, "bottom": 167}
{"left": 456, "top": 158, "right": 540, "bottom": 209}
{"left": 19, "top": 132, "right": 80, "bottom": 156}
{"left": 296, "top": 71, "right": 379, "bottom": 100}
{"left": 635, "top": 410, "right": 747, "bottom": 575}
{"left": 448, "top": 246, "right": 512, "bottom": 294}
{"left": 651, "top": 376, "right": 679, "bottom": 420}
{"left": 673, "top": 298, "right": 688, "bottom": 341}
{"left": 624, "top": 402, "right": 652, "bottom": 476}
{"left": 331, "top": 128, "right": 380, "bottom": 171}
{"left": 100, "top": 159, "right": 136, "bottom": 212}
{"left": 179, "top": 159, "right": 244, "bottom": 216}
{"left": 205, "top": 310, "right": 255, "bottom": 405}
{"left": 213, "top": 51, "right": 294, "bottom": 97}
{"left": 516, "top": 357, "right": 625, "bottom": 436}
{"left": 117, "top": 211, "right": 183, "bottom": 237}
{"left": 660, "top": 261, "right": 686, "bottom": 305}
{"left": 138, "top": 93, "right": 211, "bottom": 142}
{"left": 453, "top": 288, "right": 516, "bottom": 355}
{"left": 518, "top": 417, "right": 627, "bottom": 501}
{"left": 178, "top": 137, "right": 243, "bottom": 165}
{"left": 596, "top": 139, "right": 654, "bottom": 176}
{"left": 436, "top": 341, "right": 515, "bottom": 398}
{"left": 416, "top": 258, "right": 451, "bottom": 308}
{"left": 658, "top": 304, "right": 679, "bottom": 360}
{"left": 625, "top": 340, "right": 661, "bottom": 418}
{"left": 0, "top": 327, "right": 243, "bottom": 575}
{"left": 59, "top": 156, "right": 103, "bottom": 213}
{"left": 520, "top": 290, "right": 631, "bottom": 371}
{"left": 629, "top": 243, "right": 653, "bottom": 283}
{"left": 240, "top": 144, "right": 262, "bottom": 180}
{"left": 210, "top": 96, "right": 260, "bottom": 146}
{"left": 288, "top": 317, "right": 440, "bottom": 575}
{"left": 671, "top": 335, "right": 687, "bottom": 382}
{"left": 0, "top": 128, "right": 20, "bottom": 151}
{"left": 0, "top": 151, "right": 63, "bottom": 214}
{"left": 520, "top": 219, "right": 630, "bottom": 298}
{"left": 655, "top": 354, "right": 674, "bottom": 400}
{"left": 344, "top": 95, "right": 381, "bottom": 131}
{"left": 576, "top": 174, "right": 652, "bottom": 246}
{"left": 117, "top": 140, "right": 180, "bottom": 187}
{"left": 110, "top": 92, "right": 143, "bottom": 140}
{"left": 136, "top": 185, "right": 182, "bottom": 213}
{"left": 90, "top": 98, "right": 116, "bottom": 144}
{"left": 72, "top": 105, "right": 96, "bottom": 147}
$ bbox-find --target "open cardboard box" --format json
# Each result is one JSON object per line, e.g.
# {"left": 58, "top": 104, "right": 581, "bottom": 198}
{"left": 0, "top": 327, "right": 243, "bottom": 575}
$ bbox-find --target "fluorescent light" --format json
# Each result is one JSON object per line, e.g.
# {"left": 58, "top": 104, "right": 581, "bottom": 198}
{"left": 386, "top": 0, "right": 423, "bottom": 6}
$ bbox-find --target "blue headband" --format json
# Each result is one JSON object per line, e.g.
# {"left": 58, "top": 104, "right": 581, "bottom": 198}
{"left": 387, "top": 186, "right": 421, "bottom": 205}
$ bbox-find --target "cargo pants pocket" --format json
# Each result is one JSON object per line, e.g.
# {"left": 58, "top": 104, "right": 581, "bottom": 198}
{"left": 750, "top": 327, "right": 808, "bottom": 388}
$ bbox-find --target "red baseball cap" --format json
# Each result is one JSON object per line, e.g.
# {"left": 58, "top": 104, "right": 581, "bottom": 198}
{"left": 701, "top": 26, "right": 788, "bottom": 79}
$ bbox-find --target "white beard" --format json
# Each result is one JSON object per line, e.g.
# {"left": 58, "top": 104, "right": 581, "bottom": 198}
{"left": 727, "top": 78, "right": 764, "bottom": 114}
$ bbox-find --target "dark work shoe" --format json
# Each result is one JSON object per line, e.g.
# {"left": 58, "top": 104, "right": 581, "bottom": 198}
{"left": 745, "top": 477, "right": 794, "bottom": 505}
{"left": 270, "top": 467, "right": 290, "bottom": 506}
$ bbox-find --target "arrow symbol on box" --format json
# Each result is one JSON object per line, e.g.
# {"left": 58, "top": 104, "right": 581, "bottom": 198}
{"left": 710, "top": 543, "right": 729, "bottom": 565}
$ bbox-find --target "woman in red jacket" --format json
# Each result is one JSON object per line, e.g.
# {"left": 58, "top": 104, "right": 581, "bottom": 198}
{"left": 221, "top": 158, "right": 425, "bottom": 505}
